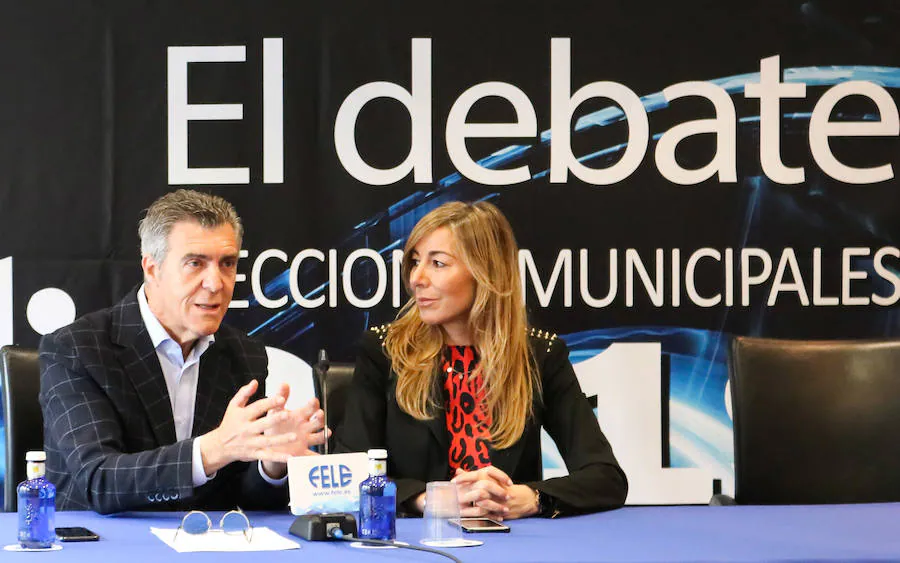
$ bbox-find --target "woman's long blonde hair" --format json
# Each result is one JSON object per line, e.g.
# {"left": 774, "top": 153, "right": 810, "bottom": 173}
{"left": 385, "top": 201, "right": 538, "bottom": 449}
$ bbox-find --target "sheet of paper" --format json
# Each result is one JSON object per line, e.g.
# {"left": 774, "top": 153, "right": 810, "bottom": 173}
{"left": 150, "top": 527, "right": 301, "bottom": 552}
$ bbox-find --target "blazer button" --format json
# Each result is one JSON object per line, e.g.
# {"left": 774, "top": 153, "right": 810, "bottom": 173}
{"left": 147, "top": 495, "right": 154, "bottom": 502}
{"left": 162, "top": 493, "right": 170, "bottom": 501}
{"left": 172, "top": 492, "right": 179, "bottom": 500}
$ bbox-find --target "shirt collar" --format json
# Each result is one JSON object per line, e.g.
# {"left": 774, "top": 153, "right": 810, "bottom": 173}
{"left": 137, "top": 284, "right": 215, "bottom": 355}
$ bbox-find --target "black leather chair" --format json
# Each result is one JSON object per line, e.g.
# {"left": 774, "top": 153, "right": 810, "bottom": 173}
{"left": 1, "top": 346, "right": 43, "bottom": 512}
{"left": 313, "top": 361, "right": 355, "bottom": 454}
{"left": 727, "top": 336, "right": 900, "bottom": 505}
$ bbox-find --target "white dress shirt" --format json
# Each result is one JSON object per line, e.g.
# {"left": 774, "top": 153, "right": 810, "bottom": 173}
{"left": 137, "top": 285, "right": 286, "bottom": 488}
{"left": 138, "top": 285, "right": 214, "bottom": 487}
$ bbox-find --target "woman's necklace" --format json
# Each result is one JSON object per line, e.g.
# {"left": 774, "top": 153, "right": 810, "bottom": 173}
{"left": 445, "top": 363, "right": 466, "bottom": 378}
{"left": 444, "top": 346, "right": 477, "bottom": 379}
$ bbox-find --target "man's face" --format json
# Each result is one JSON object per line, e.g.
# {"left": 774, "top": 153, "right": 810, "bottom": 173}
{"left": 142, "top": 220, "right": 239, "bottom": 347}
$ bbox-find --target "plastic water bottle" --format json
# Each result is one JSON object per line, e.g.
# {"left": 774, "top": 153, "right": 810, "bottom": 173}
{"left": 358, "top": 448, "right": 396, "bottom": 540}
{"left": 17, "top": 451, "right": 56, "bottom": 549}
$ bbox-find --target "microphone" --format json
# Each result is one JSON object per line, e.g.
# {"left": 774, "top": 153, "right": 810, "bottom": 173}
{"left": 314, "top": 349, "right": 331, "bottom": 455}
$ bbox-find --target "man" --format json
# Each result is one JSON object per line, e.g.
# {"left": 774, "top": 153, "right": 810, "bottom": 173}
{"left": 39, "top": 189, "right": 324, "bottom": 514}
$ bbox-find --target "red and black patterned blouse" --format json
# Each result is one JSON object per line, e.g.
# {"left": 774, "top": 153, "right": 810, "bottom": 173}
{"left": 443, "top": 345, "right": 493, "bottom": 472}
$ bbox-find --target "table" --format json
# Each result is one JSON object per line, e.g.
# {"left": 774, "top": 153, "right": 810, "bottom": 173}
{"left": 3, "top": 503, "right": 900, "bottom": 562}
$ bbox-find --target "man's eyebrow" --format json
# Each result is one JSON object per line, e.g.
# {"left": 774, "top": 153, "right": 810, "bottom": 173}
{"left": 181, "top": 253, "right": 239, "bottom": 261}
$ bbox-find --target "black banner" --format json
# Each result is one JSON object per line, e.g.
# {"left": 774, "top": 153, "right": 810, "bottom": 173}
{"left": 2, "top": 0, "right": 898, "bottom": 504}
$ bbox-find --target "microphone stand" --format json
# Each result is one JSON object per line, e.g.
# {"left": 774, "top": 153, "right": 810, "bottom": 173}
{"left": 314, "top": 349, "right": 331, "bottom": 455}
{"left": 291, "top": 349, "right": 364, "bottom": 542}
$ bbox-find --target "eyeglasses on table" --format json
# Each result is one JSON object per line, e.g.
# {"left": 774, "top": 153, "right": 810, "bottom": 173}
{"left": 173, "top": 508, "right": 253, "bottom": 543}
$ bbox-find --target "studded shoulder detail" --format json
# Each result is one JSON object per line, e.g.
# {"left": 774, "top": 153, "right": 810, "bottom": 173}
{"left": 527, "top": 327, "right": 559, "bottom": 353}
{"left": 369, "top": 323, "right": 391, "bottom": 342}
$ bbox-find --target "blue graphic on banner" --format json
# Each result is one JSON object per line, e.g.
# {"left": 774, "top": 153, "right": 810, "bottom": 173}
{"left": 560, "top": 328, "right": 733, "bottom": 479}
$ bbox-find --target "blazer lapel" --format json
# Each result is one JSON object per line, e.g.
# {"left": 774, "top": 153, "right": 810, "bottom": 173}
{"left": 192, "top": 341, "right": 235, "bottom": 437}
{"left": 426, "top": 405, "right": 449, "bottom": 456}
{"left": 111, "top": 289, "right": 177, "bottom": 446}
{"left": 425, "top": 374, "right": 449, "bottom": 456}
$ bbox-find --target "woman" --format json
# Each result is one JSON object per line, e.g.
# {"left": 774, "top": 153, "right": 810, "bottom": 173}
{"left": 335, "top": 201, "right": 627, "bottom": 519}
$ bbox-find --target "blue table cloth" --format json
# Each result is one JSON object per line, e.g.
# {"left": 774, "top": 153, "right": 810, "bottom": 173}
{"left": 3, "top": 503, "right": 900, "bottom": 562}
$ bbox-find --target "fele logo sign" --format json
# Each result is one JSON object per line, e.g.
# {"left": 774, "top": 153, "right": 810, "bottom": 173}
{"left": 308, "top": 464, "right": 353, "bottom": 489}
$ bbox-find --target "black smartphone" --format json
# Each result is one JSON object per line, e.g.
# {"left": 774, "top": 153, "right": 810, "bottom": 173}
{"left": 448, "top": 517, "right": 510, "bottom": 533}
{"left": 55, "top": 527, "right": 100, "bottom": 542}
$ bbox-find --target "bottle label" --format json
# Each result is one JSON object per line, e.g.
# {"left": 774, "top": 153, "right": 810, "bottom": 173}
{"left": 26, "top": 462, "right": 44, "bottom": 480}
{"left": 368, "top": 459, "right": 386, "bottom": 476}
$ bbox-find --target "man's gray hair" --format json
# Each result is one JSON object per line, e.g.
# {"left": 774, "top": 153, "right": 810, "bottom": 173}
{"left": 138, "top": 189, "right": 243, "bottom": 264}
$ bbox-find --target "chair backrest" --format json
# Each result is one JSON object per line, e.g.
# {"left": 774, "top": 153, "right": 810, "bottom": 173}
{"left": 314, "top": 362, "right": 355, "bottom": 454}
{"left": 729, "top": 336, "right": 900, "bottom": 505}
{"left": 0, "top": 346, "right": 42, "bottom": 512}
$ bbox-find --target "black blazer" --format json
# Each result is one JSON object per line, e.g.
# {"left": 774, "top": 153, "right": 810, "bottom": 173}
{"left": 39, "top": 289, "right": 288, "bottom": 514}
{"left": 335, "top": 325, "right": 627, "bottom": 517}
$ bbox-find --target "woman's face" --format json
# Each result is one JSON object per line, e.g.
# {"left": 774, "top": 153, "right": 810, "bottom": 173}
{"left": 408, "top": 227, "right": 477, "bottom": 344}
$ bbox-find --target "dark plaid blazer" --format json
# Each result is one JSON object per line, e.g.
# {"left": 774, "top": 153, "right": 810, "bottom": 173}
{"left": 39, "top": 288, "right": 288, "bottom": 514}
